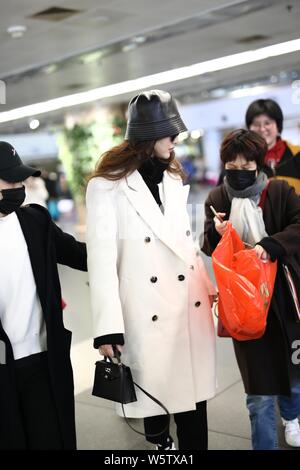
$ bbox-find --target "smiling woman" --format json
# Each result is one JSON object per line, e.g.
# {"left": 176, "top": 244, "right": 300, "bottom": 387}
{"left": 246, "top": 98, "right": 300, "bottom": 194}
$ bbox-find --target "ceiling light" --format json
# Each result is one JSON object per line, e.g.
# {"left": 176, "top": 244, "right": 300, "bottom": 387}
{"left": 178, "top": 132, "right": 189, "bottom": 142}
{"left": 229, "top": 85, "right": 270, "bottom": 99}
{"left": 80, "top": 51, "right": 103, "bottom": 64}
{"left": 7, "top": 25, "right": 27, "bottom": 39}
{"left": 132, "top": 36, "right": 146, "bottom": 44}
{"left": 42, "top": 64, "right": 58, "bottom": 75}
{"left": 122, "top": 43, "right": 137, "bottom": 52}
{"left": 1, "top": 37, "right": 300, "bottom": 123}
{"left": 29, "top": 119, "right": 40, "bottom": 130}
{"left": 191, "top": 129, "right": 204, "bottom": 139}
{"left": 211, "top": 88, "right": 226, "bottom": 98}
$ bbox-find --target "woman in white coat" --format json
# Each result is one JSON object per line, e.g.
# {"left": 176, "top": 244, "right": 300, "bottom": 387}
{"left": 86, "top": 90, "right": 216, "bottom": 450}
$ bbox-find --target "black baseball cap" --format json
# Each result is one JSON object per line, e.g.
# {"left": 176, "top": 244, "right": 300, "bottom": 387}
{"left": 0, "top": 141, "right": 41, "bottom": 182}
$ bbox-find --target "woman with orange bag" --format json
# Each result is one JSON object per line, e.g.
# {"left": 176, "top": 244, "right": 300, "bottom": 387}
{"left": 202, "top": 129, "right": 300, "bottom": 450}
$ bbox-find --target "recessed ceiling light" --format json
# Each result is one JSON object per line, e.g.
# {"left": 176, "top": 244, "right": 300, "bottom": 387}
{"left": 7, "top": 25, "right": 27, "bottom": 39}
{"left": 29, "top": 119, "right": 40, "bottom": 130}
{"left": 132, "top": 36, "right": 146, "bottom": 44}
{"left": 122, "top": 43, "right": 137, "bottom": 52}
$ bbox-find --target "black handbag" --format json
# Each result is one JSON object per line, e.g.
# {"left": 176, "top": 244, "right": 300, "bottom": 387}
{"left": 92, "top": 349, "right": 170, "bottom": 437}
{"left": 92, "top": 355, "right": 137, "bottom": 404}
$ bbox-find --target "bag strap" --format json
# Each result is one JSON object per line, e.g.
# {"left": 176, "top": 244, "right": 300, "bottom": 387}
{"left": 112, "top": 348, "right": 171, "bottom": 438}
{"left": 282, "top": 264, "right": 300, "bottom": 321}
{"left": 121, "top": 366, "right": 171, "bottom": 438}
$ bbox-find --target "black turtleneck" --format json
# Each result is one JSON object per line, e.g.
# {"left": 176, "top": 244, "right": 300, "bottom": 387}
{"left": 138, "top": 157, "right": 169, "bottom": 206}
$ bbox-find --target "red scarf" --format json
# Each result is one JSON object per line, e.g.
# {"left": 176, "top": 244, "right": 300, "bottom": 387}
{"left": 264, "top": 138, "right": 286, "bottom": 168}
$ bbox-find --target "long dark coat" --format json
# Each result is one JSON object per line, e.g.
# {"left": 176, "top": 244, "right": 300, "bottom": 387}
{"left": 202, "top": 180, "right": 300, "bottom": 395}
{"left": 0, "top": 204, "right": 87, "bottom": 449}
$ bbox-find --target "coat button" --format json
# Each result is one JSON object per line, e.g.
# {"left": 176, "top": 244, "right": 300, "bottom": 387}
{"left": 152, "top": 315, "right": 158, "bottom": 322}
{"left": 190, "top": 265, "right": 194, "bottom": 270}
{"left": 195, "top": 301, "right": 201, "bottom": 307}
{"left": 196, "top": 251, "right": 201, "bottom": 257}
{"left": 186, "top": 230, "right": 191, "bottom": 236}
{"left": 150, "top": 276, "right": 158, "bottom": 283}
{"left": 178, "top": 275, "right": 185, "bottom": 281}
{"left": 145, "top": 237, "right": 151, "bottom": 243}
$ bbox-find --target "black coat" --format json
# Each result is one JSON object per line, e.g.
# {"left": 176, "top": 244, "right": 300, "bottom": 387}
{"left": 0, "top": 204, "right": 87, "bottom": 449}
{"left": 202, "top": 180, "right": 300, "bottom": 395}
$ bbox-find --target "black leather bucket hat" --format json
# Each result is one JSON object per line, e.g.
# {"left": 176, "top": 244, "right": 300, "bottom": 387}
{"left": 125, "top": 89, "right": 187, "bottom": 141}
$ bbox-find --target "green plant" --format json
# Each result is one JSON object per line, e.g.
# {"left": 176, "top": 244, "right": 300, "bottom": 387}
{"left": 57, "top": 109, "right": 127, "bottom": 201}
{"left": 59, "top": 124, "right": 96, "bottom": 201}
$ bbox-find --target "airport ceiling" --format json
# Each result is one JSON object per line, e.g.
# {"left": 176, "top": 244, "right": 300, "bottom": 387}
{"left": 0, "top": 0, "right": 300, "bottom": 132}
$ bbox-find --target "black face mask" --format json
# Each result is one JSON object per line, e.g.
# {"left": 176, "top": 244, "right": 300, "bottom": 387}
{"left": 0, "top": 186, "right": 26, "bottom": 215}
{"left": 225, "top": 169, "right": 257, "bottom": 191}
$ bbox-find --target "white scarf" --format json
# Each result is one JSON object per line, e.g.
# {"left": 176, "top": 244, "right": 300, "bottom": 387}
{"left": 224, "top": 171, "right": 269, "bottom": 246}
{"left": 229, "top": 198, "right": 268, "bottom": 247}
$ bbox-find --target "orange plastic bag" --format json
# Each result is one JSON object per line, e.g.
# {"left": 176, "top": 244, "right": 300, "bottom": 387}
{"left": 212, "top": 222, "right": 277, "bottom": 341}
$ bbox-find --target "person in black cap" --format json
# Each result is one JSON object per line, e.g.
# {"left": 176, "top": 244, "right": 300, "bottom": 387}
{"left": 86, "top": 90, "right": 217, "bottom": 450}
{"left": 0, "top": 141, "right": 87, "bottom": 449}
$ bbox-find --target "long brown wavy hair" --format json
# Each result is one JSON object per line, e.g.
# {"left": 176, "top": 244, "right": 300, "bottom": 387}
{"left": 89, "top": 140, "right": 186, "bottom": 181}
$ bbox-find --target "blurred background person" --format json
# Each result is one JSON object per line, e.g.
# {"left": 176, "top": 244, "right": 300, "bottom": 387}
{"left": 24, "top": 174, "right": 49, "bottom": 207}
{"left": 246, "top": 98, "right": 300, "bottom": 194}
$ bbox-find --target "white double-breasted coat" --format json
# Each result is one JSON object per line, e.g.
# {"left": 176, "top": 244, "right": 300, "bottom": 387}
{"left": 86, "top": 169, "right": 216, "bottom": 418}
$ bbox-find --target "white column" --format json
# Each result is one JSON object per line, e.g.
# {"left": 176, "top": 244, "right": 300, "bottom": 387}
{"left": 202, "top": 128, "right": 223, "bottom": 182}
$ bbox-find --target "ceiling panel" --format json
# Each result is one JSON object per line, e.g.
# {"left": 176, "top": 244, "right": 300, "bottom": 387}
{"left": 0, "top": 0, "right": 299, "bottom": 133}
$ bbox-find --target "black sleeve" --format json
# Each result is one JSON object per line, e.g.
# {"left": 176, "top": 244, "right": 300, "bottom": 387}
{"left": 201, "top": 191, "right": 223, "bottom": 256}
{"left": 51, "top": 221, "right": 87, "bottom": 271}
{"left": 207, "top": 224, "right": 222, "bottom": 251}
{"left": 94, "top": 334, "right": 125, "bottom": 349}
{"left": 256, "top": 236, "right": 286, "bottom": 262}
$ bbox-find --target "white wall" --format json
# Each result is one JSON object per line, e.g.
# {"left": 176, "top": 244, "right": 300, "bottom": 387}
{"left": 0, "top": 132, "right": 58, "bottom": 162}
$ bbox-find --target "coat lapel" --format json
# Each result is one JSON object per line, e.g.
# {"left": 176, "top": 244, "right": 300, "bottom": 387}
{"left": 121, "top": 170, "right": 190, "bottom": 264}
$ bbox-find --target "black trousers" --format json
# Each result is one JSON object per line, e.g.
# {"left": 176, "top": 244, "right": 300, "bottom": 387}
{"left": 144, "top": 401, "right": 208, "bottom": 450}
{"left": 13, "top": 352, "right": 63, "bottom": 450}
